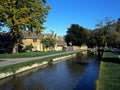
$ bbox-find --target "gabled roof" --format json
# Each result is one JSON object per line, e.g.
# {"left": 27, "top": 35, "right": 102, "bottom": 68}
{"left": 43, "top": 33, "right": 55, "bottom": 38}
{"left": 22, "top": 30, "right": 43, "bottom": 39}
{"left": 22, "top": 30, "right": 56, "bottom": 39}
{"left": 22, "top": 30, "right": 67, "bottom": 46}
{"left": 56, "top": 40, "right": 67, "bottom": 46}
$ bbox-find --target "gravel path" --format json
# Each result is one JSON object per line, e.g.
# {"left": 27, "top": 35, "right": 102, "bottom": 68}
{"left": 0, "top": 51, "right": 79, "bottom": 67}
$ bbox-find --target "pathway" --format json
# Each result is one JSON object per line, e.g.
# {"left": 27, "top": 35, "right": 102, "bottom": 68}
{"left": 0, "top": 51, "right": 80, "bottom": 67}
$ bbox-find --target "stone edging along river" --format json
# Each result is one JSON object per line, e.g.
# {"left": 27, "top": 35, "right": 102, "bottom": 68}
{"left": 0, "top": 54, "right": 76, "bottom": 80}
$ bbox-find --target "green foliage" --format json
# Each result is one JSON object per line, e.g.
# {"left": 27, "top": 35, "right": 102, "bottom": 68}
{"left": 0, "top": 0, "right": 50, "bottom": 33}
{"left": 65, "top": 17, "right": 120, "bottom": 48}
{"left": 116, "top": 18, "right": 120, "bottom": 32}
{"left": 0, "top": 32, "right": 14, "bottom": 54}
{"left": 41, "top": 38, "right": 56, "bottom": 50}
{"left": 0, "top": 0, "right": 50, "bottom": 53}
{"left": 25, "top": 44, "right": 33, "bottom": 51}
{"left": 86, "top": 30, "right": 97, "bottom": 48}
{"left": 65, "top": 24, "right": 87, "bottom": 46}
{"left": 94, "top": 17, "right": 120, "bottom": 48}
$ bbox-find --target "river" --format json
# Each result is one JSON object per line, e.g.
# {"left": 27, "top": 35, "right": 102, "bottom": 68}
{"left": 0, "top": 54, "right": 100, "bottom": 90}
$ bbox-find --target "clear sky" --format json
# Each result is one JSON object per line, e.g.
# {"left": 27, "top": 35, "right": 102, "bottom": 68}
{"left": 43, "top": 0, "right": 120, "bottom": 36}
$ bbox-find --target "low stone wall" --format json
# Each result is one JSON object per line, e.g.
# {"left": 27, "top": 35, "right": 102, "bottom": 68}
{"left": 73, "top": 45, "right": 88, "bottom": 50}
{"left": 0, "top": 61, "right": 48, "bottom": 79}
{"left": 52, "top": 54, "right": 76, "bottom": 62}
{"left": 0, "top": 54, "right": 77, "bottom": 80}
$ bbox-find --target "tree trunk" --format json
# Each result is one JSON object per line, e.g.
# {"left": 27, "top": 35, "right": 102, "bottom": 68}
{"left": 12, "top": 43, "right": 18, "bottom": 54}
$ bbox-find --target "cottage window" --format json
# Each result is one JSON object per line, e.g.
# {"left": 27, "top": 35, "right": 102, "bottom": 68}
{"left": 33, "top": 39, "right": 37, "bottom": 42}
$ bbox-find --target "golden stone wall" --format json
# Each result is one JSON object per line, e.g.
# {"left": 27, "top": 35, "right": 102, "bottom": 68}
{"left": 22, "top": 39, "right": 43, "bottom": 51}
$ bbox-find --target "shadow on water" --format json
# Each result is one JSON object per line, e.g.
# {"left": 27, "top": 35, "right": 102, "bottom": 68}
{"left": 73, "top": 55, "right": 100, "bottom": 90}
{"left": 0, "top": 54, "right": 100, "bottom": 90}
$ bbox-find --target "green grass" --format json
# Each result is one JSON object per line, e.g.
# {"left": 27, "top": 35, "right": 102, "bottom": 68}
{"left": 96, "top": 61, "right": 120, "bottom": 90}
{"left": 102, "top": 52, "right": 119, "bottom": 59}
{"left": 0, "top": 52, "right": 76, "bottom": 73}
{"left": 0, "top": 58, "right": 50, "bottom": 73}
{"left": 0, "top": 51, "right": 62, "bottom": 59}
{"left": 0, "top": 60, "right": 4, "bottom": 62}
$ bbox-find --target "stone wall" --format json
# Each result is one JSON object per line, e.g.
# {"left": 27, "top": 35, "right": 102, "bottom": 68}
{"left": 72, "top": 45, "right": 88, "bottom": 50}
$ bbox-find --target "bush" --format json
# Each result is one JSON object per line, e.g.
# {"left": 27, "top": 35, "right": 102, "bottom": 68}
{"left": 25, "top": 44, "right": 33, "bottom": 52}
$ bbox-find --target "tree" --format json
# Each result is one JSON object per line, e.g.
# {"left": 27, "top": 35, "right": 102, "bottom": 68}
{"left": 107, "top": 30, "right": 120, "bottom": 48}
{"left": 94, "top": 17, "right": 120, "bottom": 48}
{"left": 93, "top": 29, "right": 107, "bottom": 47}
{"left": 65, "top": 24, "right": 87, "bottom": 46}
{"left": 0, "top": 32, "right": 16, "bottom": 53}
{"left": 95, "top": 17, "right": 116, "bottom": 47}
{"left": 116, "top": 18, "right": 120, "bottom": 32}
{"left": 41, "top": 38, "right": 56, "bottom": 51}
{"left": 25, "top": 44, "right": 33, "bottom": 52}
{"left": 86, "top": 30, "right": 97, "bottom": 48}
{"left": 0, "top": 0, "right": 50, "bottom": 53}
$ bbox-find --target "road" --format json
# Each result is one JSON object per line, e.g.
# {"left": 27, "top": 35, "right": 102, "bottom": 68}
{"left": 0, "top": 51, "right": 80, "bottom": 67}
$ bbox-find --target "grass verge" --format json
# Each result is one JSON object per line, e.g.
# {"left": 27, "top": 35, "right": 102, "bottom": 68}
{"left": 102, "top": 52, "right": 120, "bottom": 63}
{"left": 0, "top": 60, "right": 4, "bottom": 62}
{"left": 96, "top": 61, "right": 120, "bottom": 90}
{"left": 0, "top": 58, "right": 50, "bottom": 73}
{"left": 0, "top": 52, "right": 76, "bottom": 73}
{"left": 0, "top": 51, "right": 62, "bottom": 59}
{"left": 102, "top": 52, "right": 119, "bottom": 59}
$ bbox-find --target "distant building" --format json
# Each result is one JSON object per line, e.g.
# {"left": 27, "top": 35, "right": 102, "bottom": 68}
{"left": 22, "top": 30, "right": 67, "bottom": 51}
{"left": 0, "top": 31, "right": 88, "bottom": 53}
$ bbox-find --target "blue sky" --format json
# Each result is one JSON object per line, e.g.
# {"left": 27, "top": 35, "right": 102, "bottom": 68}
{"left": 43, "top": 0, "right": 120, "bottom": 36}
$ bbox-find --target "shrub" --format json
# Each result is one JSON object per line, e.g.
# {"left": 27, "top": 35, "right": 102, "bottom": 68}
{"left": 25, "top": 44, "right": 33, "bottom": 52}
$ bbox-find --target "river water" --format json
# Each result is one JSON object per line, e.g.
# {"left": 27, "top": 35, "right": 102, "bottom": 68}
{"left": 0, "top": 54, "right": 100, "bottom": 90}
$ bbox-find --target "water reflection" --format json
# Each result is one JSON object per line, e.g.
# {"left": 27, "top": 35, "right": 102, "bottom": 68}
{"left": 0, "top": 55, "right": 100, "bottom": 90}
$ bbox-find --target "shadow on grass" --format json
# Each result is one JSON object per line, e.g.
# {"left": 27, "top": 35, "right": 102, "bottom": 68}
{"left": 0, "top": 60, "right": 5, "bottom": 62}
{"left": 102, "top": 58, "right": 120, "bottom": 64}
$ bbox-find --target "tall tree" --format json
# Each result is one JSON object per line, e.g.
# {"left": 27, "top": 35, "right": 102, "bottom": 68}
{"left": 94, "top": 17, "right": 120, "bottom": 48}
{"left": 116, "top": 18, "right": 120, "bottom": 32}
{"left": 95, "top": 17, "right": 116, "bottom": 47}
{"left": 86, "top": 30, "right": 97, "bottom": 48}
{"left": 65, "top": 24, "right": 87, "bottom": 46}
{"left": 0, "top": 0, "right": 50, "bottom": 53}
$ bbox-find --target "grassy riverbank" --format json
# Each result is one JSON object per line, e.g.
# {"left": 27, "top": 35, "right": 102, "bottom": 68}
{"left": 96, "top": 52, "right": 120, "bottom": 90}
{"left": 0, "top": 52, "right": 76, "bottom": 73}
{"left": 0, "top": 51, "right": 62, "bottom": 58}
{"left": 102, "top": 52, "right": 119, "bottom": 59}
{"left": 0, "top": 58, "right": 49, "bottom": 73}
{"left": 96, "top": 61, "right": 120, "bottom": 90}
{"left": 0, "top": 60, "right": 4, "bottom": 62}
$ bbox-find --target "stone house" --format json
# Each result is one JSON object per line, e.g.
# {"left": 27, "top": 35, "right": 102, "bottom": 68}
{"left": 22, "top": 30, "right": 67, "bottom": 51}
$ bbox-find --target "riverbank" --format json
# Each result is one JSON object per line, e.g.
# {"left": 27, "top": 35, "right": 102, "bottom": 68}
{"left": 0, "top": 50, "right": 83, "bottom": 67}
{"left": 0, "top": 51, "right": 62, "bottom": 59}
{"left": 0, "top": 53, "right": 99, "bottom": 90}
{"left": 0, "top": 52, "right": 78, "bottom": 80}
{"left": 96, "top": 51, "right": 120, "bottom": 90}
{"left": 96, "top": 61, "right": 120, "bottom": 90}
{"left": 102, "top": 51, "right": 119, "bottom": 59}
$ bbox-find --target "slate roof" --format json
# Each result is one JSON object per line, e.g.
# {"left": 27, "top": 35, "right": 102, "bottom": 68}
{"left": 56, "top": 40, "right": 66, "bottom": 46}
{"left": 22, "top": 30, "right": 67, "bottom": 46}
{"left": 56, "top": 36, "right": 67, "bottom": 46}
{"left": 22, "top": 30, "right": 43, "bottom": 39}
